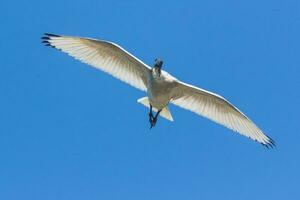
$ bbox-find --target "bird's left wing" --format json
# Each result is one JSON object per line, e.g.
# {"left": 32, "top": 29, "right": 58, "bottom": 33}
{"left": 171, "top": 80, "right": 275, "bottom": 147}
{"left": 42, "top": 33, "right": 151, "bottom": 91}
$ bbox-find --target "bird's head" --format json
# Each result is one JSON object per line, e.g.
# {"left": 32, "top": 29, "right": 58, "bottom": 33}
{"left": 153, "top": 58, "right": 163, "bottom": 76}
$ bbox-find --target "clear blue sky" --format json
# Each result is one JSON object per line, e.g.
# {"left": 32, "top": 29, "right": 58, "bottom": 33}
{"left": 1, "top": 0, "right": 299, "bottom": 199}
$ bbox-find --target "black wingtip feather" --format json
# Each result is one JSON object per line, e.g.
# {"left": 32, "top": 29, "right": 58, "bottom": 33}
{"left": 41, "top": 33, "right": 59, "bottom": 48}
{"left": 44, "top": 33, "right": 61, "bottom": 37}
{"left": 41, "top": 36, "right": 50, "bottom": 40}
{"left": 44, "top": 43, "right": 55, "bottom": 48}
{"left": 261, "top": 136, "right": 276, "bottom": 149}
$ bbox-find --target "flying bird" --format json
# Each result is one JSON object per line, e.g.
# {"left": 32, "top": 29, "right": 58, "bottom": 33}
{"left": 41, "top": 33, "right": 275, "bottom": 148}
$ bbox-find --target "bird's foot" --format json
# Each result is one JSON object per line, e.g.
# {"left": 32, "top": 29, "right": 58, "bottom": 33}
{"left": 150, "top": 117, "right": 157, "bottom": 129}
{"left": 150, "top": 122, "right": 154, "bottom": 129}
{"left": 149, "top": 113, "right": 154, "bottom": 129}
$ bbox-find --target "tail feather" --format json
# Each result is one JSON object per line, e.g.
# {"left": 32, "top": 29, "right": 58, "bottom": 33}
{"left": 137, "top": 97, "right": 174, "bottom": 121}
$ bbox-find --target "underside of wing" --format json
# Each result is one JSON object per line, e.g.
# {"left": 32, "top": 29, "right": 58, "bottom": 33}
{"left": 171, "top": 81, "right": 275, "bottom": 148}
{"left": 42, "top": 33, "right": 151, "bottom": 91}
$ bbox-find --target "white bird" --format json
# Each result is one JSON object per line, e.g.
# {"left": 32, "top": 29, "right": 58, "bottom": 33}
{"left": 42, "top": 33, "right": 275, "bottom": 148}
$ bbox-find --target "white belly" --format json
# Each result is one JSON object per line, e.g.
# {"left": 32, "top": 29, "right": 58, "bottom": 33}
{"left": 147, "top": 71, "right": 177, "bottom": 110}
{"left": 148, "top": 87, "right": 171, "bottom": 109}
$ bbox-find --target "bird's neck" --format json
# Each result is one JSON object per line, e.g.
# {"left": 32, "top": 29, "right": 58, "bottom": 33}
{"left": 152, "top": 67, "right": 161, "bottom": 77}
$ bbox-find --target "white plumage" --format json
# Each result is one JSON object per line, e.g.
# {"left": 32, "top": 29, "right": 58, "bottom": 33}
{"left": 42, "top": 33, "right": 274, "bottom": 148}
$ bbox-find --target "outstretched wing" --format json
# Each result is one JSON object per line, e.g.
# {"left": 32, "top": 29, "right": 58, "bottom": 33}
{"left": 171, "top": 80, "right": 275, "bottom": 147}
{"left": 42, "top": 33, "right": 151, "bottom": 91}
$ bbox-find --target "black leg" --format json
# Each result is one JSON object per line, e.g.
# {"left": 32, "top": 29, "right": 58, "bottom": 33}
{"left": 149, "top": 104, "right": 154, "bottom": 129}
{"left": 151, "top": 109, "right": 161, "bottom": 128}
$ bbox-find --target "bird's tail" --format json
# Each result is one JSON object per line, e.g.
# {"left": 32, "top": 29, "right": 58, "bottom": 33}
{"left": 137, "top": 97, "right": 173, "bottom": 121}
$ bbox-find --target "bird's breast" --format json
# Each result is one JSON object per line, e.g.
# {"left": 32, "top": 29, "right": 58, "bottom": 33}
{"left": 147, "top": 74, "right": 176, "bottom": 109}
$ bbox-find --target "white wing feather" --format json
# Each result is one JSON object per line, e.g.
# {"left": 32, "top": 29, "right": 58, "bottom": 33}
{"left": 42, "top": 33, "right": 274, "bottom": 147}
{"left": 171, "top": 81, "right": 274, "bottom": 147}
{"left": 42, "top": 33, "right": 151, "bottom": 91}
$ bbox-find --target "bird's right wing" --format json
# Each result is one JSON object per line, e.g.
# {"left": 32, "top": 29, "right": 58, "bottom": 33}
{"left": 171, "top": 80, "right": 274, "bottom": 147}
{"left": 42, "top": 33, "right": 151, "bottom": 91}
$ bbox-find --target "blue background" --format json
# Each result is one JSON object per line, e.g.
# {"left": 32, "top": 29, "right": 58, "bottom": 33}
{"left": 1, "top": 0, "right": 299, "bottom": 199}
